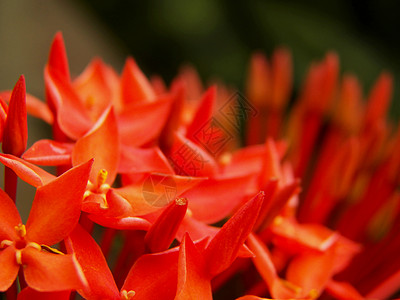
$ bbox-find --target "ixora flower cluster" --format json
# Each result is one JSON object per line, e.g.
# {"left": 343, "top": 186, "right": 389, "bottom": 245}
{"left": 0, "top": 32, "right": 399, "bottom": 300}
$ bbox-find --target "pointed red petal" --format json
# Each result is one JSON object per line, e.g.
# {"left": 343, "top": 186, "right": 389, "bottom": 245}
{"left": 18, "top": 287, "right": 71, "bottom": 300}
{"left": 145, "top": 198, "right": 188, "bottom": 253}
{"left": 258, "top": 181, "right": 300, "bottom": 230}
{"left": 325, "top": 280, "right": 363, "bottom": 300}
{"left": 22, "top": 247, "right": 86, "bottom": 292}
{"left": 204, "top": 192, "right": 264, "bottom": 277}
{"left": 0, "top": 188, "right": 22, "bottom": 241}
{"left": 168, "top": 132, "right": 218, "bottom": 177}
{"left": 247, "top": 234, "right": 299, "bottom": 299}
{"left": 286, "top": 249, "right": 336, "bottom": 298}
{"left": 186, "top": 86, "right": 216, "bottom": 139}
{"left": 2, "top": 76, "right": 27, "bottom": 157}
{"left": 22, "top": 139, "right": 73, "bottom": 166}
{"left": 118, "top": 94, "right": 173, "bottom": 147}
{"left": 119, "top": 146, "right": 174, "bottom": 174}
{"left": 181, "top": 173, "right": 256, "bottom": 224}
{"left": 0, "top": 154, "right": 55, "bottom": 187}
{"left": 65, "top": 225, "right": 120, "bottom": 300}
{"left": 48, "top": 32, "right": 70, "bottom": 81}
{"left": 72, "top": 58, "right": 117, "bottom": 120}
{"left": 365, "top": 72, "right": 392, "bottom": 126}
{"left": 246, "top": 52, "right": 271, "bottom": 108}
{"left": 120, "top": 57, "right": 156, "bottom": 104}
{"left": 270, "top": 47, "right": 292, "bottom": 110}
{"left": 50, "top": 69, "right": 94, "bottom": 140}
{"left": 72, "top": 106, "right": 119, "bottom": 184}
{"left": 175, "top": 234, "right": 212, "bottom": 300}
{"left": 159, "top": 80, "right": 185, "bottom": 150}
{"left": 0, "top": 246, "right": 19, "bottom": 291}
{"left": 26, "top": 160, "right": 93, "bottom": 245}
{"left": 122, "top": 248, "right": 179, "bottom": 300}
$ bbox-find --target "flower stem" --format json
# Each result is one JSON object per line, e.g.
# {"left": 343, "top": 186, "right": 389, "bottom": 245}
{"left": 4, "top": 166, "right": 18, "bottom": 202}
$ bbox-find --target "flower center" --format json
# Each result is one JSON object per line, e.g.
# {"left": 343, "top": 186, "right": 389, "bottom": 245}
{"left": 0, "top": 224, "right": 41, "bottom": 265}
{"left": 83, "top": 169, "right": 111, "bottom": 209}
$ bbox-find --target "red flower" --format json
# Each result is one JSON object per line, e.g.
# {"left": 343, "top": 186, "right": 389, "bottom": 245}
{"left": 0, "top": 160, "right": 92, "bottom": 292}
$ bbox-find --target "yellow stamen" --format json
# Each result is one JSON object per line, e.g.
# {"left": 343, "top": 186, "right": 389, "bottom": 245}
{"left": 120, "top": 289, "right": 136, "bottom": 299}
{"left": 97, "top": 169, "right": 108, "bottom": 186}
{"left": 1, "top": 240, "right": 13, "bottom": 248}
{"left": 83, "top": 190, "right": 93, "bottom": 199}
{"left": 99, "top": 183, "right": 111, "bottom": 193}
{"left": 15, "top": 250, "right": 22, "bottom": 265}
{"left": 27, "top": 242, "right": 41, "bottom": 251}
{"left": 41, "top": 244, "right": 65, "bottom": 255}
{"left": 14, "top": 224, "right": 26, "bottom": 238}
{"left": 99, "top": 194, "right": 109, "bottom": 209}
{"left": 175, "top": 197, "right": 187, "bottom": 206}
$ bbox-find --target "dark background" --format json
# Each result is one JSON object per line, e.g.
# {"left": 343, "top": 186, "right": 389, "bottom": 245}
{"left": 73, "top": 0, "right": 400, "bottom": 120}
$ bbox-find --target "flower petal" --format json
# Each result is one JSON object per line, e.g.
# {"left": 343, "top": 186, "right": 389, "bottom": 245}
{"left": 72, "top": 58, "right": 117, "bottom": 120}
{"left": 26, "top": 160, "right": 93, "bottom": 245}
{"left": 204, "top": 192, "right": 264, "bottom": 277}
{"left": 47, "top": 32, "right": 70, "bottom": 81}
{"left": 118, "top": 94, "right": 173, "bottom": 147}
{"left": 0, "top": 246, "right": 19, "bottom": 292}
{"left": 145, "top": 198, "right": 188, "bottom": 253}
{"left": 22, "top": 140, "right": 73, "bottom": 166}
{"left": 0, "top": 188, "right": 21, "bottom": 241}
{"left": 168, "top": 132, "right": 218, "bottom": 177}
{"left": 286, "top": 249, "right": 336, "bottom": 298}
{"left": 88, "top": 215, "right": 151, "bottom": 231}
{"left": 186, "top": 86, "right": 216, "bottom": 139}
{"left": 181, "top": 173, "right": 256, "bottom": 224}
{"left": 271, "top": 218, "right": 339, "bottom": 254}
{"left": 22, "top": 247, "right": 86, "bottom": 292}
{"left": 325, "top": 280, "right": 363, "bottom": 300}
{"left": 0, "top": 154, "right": 55, "bottom": 187}
{"left": 122, "top": 248, "right": 179, "bottom": 300}
{"left": 119, "top": 145, "right": 174, "bottom": 174}
{"left": 72, "top": 106, "right": 119, "bottom": 184}
{"left": 2, "top": 75, "right": 27, "bottom": 157}
{"left": 175, "top": 234, "right": 212, "bottom": 300}
{"left": 17, "top": 287, "right": 71, "bottom": 300}
{"left": 65, "top": 225, "right": 120, "bottom": 300}
{"left": 120, "top": 57, "right": 156, "bottom": 104}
